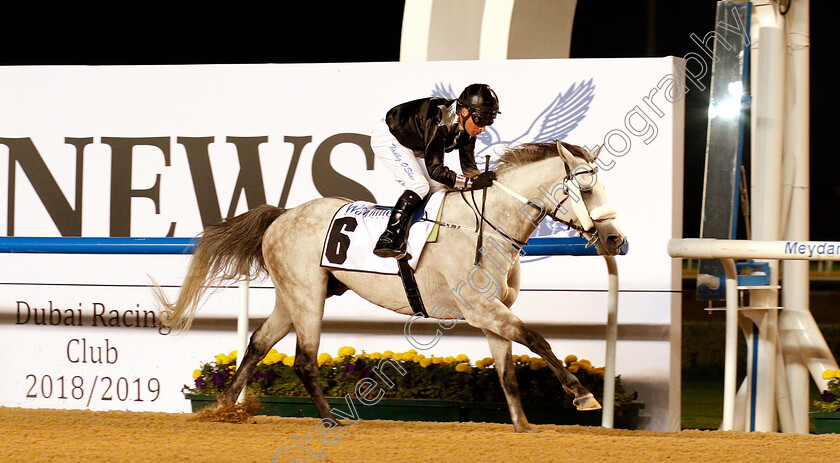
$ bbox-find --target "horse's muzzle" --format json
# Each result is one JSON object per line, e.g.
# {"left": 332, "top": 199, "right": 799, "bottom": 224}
{"left": 606, "top": 234, "right": 625, "bottom": 255}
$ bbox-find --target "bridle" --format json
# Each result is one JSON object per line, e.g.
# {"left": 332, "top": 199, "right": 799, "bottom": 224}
{"left": 460, "top": 141, "right": 612, "bottom": 250}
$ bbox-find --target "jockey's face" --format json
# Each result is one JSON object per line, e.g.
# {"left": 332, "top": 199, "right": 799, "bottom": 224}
{"left": 460, "top": 107, "right": 486, "bottom": 137}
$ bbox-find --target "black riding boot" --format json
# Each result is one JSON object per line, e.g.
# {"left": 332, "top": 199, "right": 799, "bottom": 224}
{"left": 373, "top": 190, "right": 423, "bottom": 259}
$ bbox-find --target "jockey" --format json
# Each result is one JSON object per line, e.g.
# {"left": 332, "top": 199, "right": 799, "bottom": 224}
{"left": 370, "top": 83, "right": 501, "bottom": 259}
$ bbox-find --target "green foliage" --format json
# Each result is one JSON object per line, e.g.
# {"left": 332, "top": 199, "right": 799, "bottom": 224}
{"left": 814, "top": 376, "right": 840, "bottom": 413}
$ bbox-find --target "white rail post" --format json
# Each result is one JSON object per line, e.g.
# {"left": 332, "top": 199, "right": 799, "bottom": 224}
{"left": 601, "top": 256, "right": 618, "bottom": 428}
{"left": 721, "top": 258, "right": 738, "bottom": 430}
{"left": 236, "top": 278, "right": 250, "bottom": 403}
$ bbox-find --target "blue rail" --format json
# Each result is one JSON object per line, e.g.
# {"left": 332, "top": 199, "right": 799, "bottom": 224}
{"left": 522, "top": 237, "right": 629, "bottom": 256}
{"left": 0, "top": 237, "right": 198, "bottom": 254}
{"left": 0, "top": 236, "right": 627, "bottom": 256}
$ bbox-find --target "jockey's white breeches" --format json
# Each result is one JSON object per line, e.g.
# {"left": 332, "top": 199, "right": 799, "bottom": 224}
{"left": 370, "top": 118, "right": 431, "bottom": 198}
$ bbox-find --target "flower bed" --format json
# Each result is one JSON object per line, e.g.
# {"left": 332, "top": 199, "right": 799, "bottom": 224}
{"left": 186, "top": 346, "right": 642, "bottom": 428}
{"left": 811, "top": 369, "right": 840, "bottom": 434}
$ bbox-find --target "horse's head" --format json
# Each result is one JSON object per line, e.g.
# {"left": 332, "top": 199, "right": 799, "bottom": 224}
{"left": 554, "top": 141, "right": 626, "bottom": 256}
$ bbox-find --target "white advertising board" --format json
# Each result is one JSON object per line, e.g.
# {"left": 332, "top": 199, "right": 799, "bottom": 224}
{"left": 0, "top": 58, "right": 684, "bottom": 430}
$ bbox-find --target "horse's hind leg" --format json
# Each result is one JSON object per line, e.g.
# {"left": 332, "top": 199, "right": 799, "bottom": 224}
{"left": 293, "top": 333, "right": 334, "bottom": 420}
{"left": 467, "top": 300, "right": 601, "bottom": 411}
{"left": 484, "top": 330, "right": 539, "bottom": 433}
{"left": 288, "top": 306, "right": 336, "bottom": 420}
{"left": 279, "top": 280, "right": 335, "bottom": 420}
{"left": 221, "top": 296, "right": 293, "bottom": 404}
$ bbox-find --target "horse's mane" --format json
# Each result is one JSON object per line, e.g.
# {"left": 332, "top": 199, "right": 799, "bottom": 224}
{"left": 497, "top": 141, "right": 589, "bottom": 172}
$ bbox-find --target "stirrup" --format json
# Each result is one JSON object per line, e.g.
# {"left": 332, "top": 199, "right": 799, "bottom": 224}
{"left": 373, "top": 246, "right": 408, "bottom": 259}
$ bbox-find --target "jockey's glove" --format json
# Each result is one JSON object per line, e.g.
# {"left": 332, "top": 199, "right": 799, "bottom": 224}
{"left": 468, "top": 171, "right": 497, "bottom": 190}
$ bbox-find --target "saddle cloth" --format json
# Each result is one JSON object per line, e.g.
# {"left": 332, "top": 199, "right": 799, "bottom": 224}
{"left": 320, "top": 191, "right": 445, "bottom": 275}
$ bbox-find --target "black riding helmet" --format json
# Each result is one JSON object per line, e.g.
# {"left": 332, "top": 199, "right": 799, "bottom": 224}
{"left": 457, "top": 83, "right": 501, "bottom": 127}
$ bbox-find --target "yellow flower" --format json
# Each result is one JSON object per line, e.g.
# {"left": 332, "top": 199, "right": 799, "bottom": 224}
{"left": 215, "top": 353, "right": 230, "bottom": 364}
{"left": 228, "top": 350, "right": 237, "bottom": 359}
{"left": 519, "top": 354, "right": 530, "bottom": 362}
{"left": 564, "top": 354, "right": 577, "bottom": 365}
{"left": 331, "top": 357, "right": 344, "bottom": 366}
{"left": 455, "top": 354, "right": 469, "bottom": 363}
{"left": 338, "top": 346, "right": 356, "bottom": 357}
{"left": 261, "top": 352, "right": 286, "bottom": 365}
{"left": 444, "top": 356, "right": 455, "bottom": 364}
{"left": 318, "top": 353, "right": 332, "bottom": 366}
{"left": 578, "top": 358, "right": 592, "bottom": 367}
{"left": 420, "top": 358, "right": 433, "bottom": 368}
{"left": 569, "top": 361, "right": 589, "bottom": 372}
{"left": 823, "top": 370, "right": 838, "bottom": 380}
{"left": 511, "top": 355, "right": 520, "bottom": 362}
{"left": 393, "top": 353, "right": 404, "bottom": 361}
{"left": 455, "top": 363, "right": 473, "bottom": 373}
{"left": 369, "top": 352, "right": 382, "bottom": 360}
{"left": 282, "top": 355, "right": 295, "bottom": 367}
{"left": 192, "top": 369, "right": 203, "bottom": 380}
{"left": 476, "top": 357, "right": 494, "bottom": 369}
{"left": 383, "top": 350, "right": 394, "bottom": 357}
{"left": 529, "top": 358, "right": 547, "bottom": 370}
{"left": 568, "top": 365, "right": 579, "bottom": 373}
{"left": 412, "top": 354, "right": 425, "bottom": 363}
{"left": 431, "top": 356, "right": 443, "bottom": 364}
{"left": 406, "top": 349, "right": 418, "bottom": 356}
{"left": 592, "top": 367, "right": 606, "bottom": 378}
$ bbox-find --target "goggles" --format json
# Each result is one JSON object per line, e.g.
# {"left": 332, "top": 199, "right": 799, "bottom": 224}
{"left": 470, "top": 110, "right": 497, "bottom": 127}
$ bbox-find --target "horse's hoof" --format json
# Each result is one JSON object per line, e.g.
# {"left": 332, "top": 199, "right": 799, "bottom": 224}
{"left": 573, "top": 393, "right": 602, "bottom": 411}
{"left": 515, "top": 424, "right": 542, "bottom": 433}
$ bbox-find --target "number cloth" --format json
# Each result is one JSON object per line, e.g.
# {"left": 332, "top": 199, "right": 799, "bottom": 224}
{"left": 320, "top": 192, "right": 445, "bottom": 275}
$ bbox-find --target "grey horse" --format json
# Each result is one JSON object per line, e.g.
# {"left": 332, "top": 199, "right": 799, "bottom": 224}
{"left": 155, "top": 141, "right": 625, "bottom": 432}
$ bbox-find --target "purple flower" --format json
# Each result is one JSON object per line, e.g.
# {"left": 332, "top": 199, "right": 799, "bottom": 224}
{"left": 263, "top": 368, "right": 276, "bottom": 385}
{"left": 195, "top": 377, "right": 206, "bottom": 389}
{"left": 822, "top": 390, "right": 836, "bottom": 403}
{"left": 212, "top": 372, "right": 226, "bottom": 387}
{"left": 345, "top": 363, "right": 356, "bottom": 374}
{"left": 362, "top": 368, "right": 372, "bottom": 379}
{"left": 440, "top": 376, "right": 448, "bottom": 385}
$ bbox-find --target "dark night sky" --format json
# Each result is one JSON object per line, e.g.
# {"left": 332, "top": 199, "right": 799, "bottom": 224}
{"left": 3, "top": 2, "right": 837, "bottom": 240}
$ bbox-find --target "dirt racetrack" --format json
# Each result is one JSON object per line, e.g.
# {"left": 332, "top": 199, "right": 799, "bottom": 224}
{"left": 2, "top": 406, "right": 838, "bottom": 463}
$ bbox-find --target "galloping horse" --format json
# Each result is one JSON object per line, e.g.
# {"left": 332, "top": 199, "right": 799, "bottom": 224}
{"left": 155, "top": 141, "right": 625, "bottom": 432}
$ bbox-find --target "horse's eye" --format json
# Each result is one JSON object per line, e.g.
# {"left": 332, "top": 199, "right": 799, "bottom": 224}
{"left": 573, "top": 169, "right": 597, "bottom": 191}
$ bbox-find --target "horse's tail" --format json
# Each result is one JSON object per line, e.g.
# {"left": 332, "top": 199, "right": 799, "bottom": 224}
{"left": 155, "top": 204, "right": 286, "bottom": 332}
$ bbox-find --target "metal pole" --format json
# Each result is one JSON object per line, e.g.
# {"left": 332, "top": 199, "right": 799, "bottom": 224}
{"left": 601, "top": 256, "right": 618, "bottom": 428}
{"left": 722, "top": 258, "right": 739, "bottom": 431}
{"left": 236, "top": 278, "right": 250, "bottom": 404}
{"left": 780, "top": 0, "right": 813, "bottom": 434}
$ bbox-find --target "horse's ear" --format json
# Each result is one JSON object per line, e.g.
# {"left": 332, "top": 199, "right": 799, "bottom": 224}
{"left": 587, "top": 145, "right": 603, "bottom": 163}
{"left": 555, "top": 140, "right": 577, "bottom": 166}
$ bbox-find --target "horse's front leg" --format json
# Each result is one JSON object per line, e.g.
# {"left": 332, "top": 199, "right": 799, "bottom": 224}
{"left": 483, "top": 329, "right": 539, "bottom": 433}
{"left": 465, "top": 299, "right": 601, "bottom": 411}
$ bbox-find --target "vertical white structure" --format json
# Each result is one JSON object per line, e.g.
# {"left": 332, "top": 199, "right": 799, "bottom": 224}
{"left": 708, "top": 0, "right": 837, "bottom": 432}
{"left": 400, "top": 0, "right": 578, "bottom": 61}
{"left": 747, "top": 2, "right": 786, "bottom": 432}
